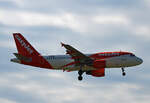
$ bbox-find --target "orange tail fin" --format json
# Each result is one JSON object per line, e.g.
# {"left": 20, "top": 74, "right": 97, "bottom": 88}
{"left": 13, "top": 33, "right": 53, "bottom": 69}
{"left": 13, "top": 33, "right": 40, "bottom": 56}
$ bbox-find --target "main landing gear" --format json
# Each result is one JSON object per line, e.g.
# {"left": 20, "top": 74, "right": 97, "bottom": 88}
{"left": 78, "top": 69, "right": 84, "bottom": 81}
{"left": 121, "top": 68, "right": 126, "bottom": 76}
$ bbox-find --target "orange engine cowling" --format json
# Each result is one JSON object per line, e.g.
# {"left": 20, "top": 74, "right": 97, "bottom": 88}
{"left": 86, "top": 68, "right": 105, "bottom": 77}
{"left": 86, "top": 60, "right": 106, "bottom": 77}
{"left": 93, "top": 60, "right": 106, "bottom": 68}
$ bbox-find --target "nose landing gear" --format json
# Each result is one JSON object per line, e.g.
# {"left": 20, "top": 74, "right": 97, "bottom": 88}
{"left": 121, "top": 68, "right": 126, "bottom": 76}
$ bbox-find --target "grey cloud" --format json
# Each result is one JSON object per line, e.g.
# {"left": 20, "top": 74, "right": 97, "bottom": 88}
{"left": 0, "top": 86, "right": 47, "bottom": 103}
{"left": 0, "top": 69, "right": 149, "bottom": 103}
{"left": 0, "top": 0, "right": 144, "bottom": 14}
{"left": 0, "top": 1, "right": 18, "bottom": 9}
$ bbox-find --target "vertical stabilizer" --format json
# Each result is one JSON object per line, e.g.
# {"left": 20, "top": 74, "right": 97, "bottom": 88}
{"left": 12, "top": 33, "right": 53, "bottom": 69}
{"left": 13, "top": 33, "right": 40, "bottom": 56}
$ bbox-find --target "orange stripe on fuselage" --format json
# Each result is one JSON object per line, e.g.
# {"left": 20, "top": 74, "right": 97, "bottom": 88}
{"left": 90, "top": 51, "right": 132, "bottom": 59}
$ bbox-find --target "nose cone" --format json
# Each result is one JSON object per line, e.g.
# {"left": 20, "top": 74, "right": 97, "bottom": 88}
{"left": 136, "top": 57, "right": 143, "bottom": 65}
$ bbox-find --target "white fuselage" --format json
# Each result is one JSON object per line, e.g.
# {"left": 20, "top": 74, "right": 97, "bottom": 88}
{"left": 43, "top": 54, "right": 143, "bottom": 71}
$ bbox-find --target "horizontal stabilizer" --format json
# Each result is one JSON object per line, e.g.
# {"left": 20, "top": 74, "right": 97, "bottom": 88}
{"left": 13, "top": 53, "right": 32, "bottom": 62}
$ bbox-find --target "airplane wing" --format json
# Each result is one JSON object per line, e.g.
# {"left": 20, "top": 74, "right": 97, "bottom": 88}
{"left": 61, "top": 43, "right": 93, "bottom": 66}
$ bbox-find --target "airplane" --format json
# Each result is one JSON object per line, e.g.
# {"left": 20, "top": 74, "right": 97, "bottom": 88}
{"left": 11, "top": 33, "right": 143, "bottom": 81}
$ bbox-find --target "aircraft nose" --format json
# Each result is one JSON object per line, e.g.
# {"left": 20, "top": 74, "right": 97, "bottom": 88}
{"left": 136, "top": 57, "right": 143, "bottom": 64}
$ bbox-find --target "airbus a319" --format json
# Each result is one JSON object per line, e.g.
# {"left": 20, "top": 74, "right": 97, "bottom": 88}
{"left": 11, "top": 33, "right": 143, "bottom": 81}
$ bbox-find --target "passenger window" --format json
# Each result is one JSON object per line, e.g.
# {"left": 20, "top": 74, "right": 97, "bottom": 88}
{"left": 130, "top": 54, "right": 135, "bottom": 56}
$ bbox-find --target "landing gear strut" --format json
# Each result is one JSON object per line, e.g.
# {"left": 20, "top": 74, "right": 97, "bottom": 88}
{"left": 121, "top": 68, "right": 126, "bottom": 76}
{"left": 78, "top": 69, "right": 84, "bottom": 81}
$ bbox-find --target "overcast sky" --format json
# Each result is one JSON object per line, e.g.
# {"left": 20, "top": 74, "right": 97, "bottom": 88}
{"left": 0, "top": 0, "right": 150, "bottom": 103}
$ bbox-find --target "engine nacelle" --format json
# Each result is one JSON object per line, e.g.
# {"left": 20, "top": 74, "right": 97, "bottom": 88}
{"left": 86, "top": 68, "right": 105, "bottom": 77}
{"left": 93, "top": 60, "right": 106, "bottom": 68}
{"left": 86, "top": 60, "right": 106, "bottom": 77}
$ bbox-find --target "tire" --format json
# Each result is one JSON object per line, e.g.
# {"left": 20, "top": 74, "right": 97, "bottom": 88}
{"left": 78, "top": 76, "right": 83, "bottom": 81}
{"left": 122, "top": 72, "right": 126, "bottom": 76}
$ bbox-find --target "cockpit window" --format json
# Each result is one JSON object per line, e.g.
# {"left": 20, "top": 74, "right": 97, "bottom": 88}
{"left": 130, "top": 54, "right": 135, "bottom": 56}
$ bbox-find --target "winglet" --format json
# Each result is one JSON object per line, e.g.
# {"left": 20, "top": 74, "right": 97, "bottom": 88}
{"left": 61, "top": 42, "right": 65, "bottom": 47}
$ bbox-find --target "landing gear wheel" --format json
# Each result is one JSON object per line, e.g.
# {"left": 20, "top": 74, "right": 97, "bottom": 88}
{"left": 122, "top": 72, "right": 126, "bottom": 76}
{"left": 121, "top": 68, "right": 126, "bottom": 76}
{"left": 78, "top": 68, "right": 84, "bottom": 81}
{"left": 78, "top": 76, "right": 83, "bottom": 81}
